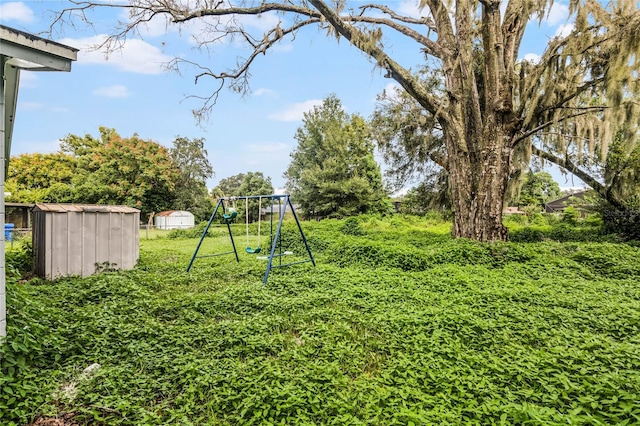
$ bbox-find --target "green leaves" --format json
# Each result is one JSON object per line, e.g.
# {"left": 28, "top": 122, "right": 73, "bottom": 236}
{"left": 2, "top": 217, "right": 640, "bottom": 424}
{"left": 284, "top": 95, "right": 389, "bottom": 219}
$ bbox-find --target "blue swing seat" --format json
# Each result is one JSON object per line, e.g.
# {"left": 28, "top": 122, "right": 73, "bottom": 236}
{"left": 246, "top": 246, "right": 261, "bottom": 254}
{"left": 223, "top": 211, "right": 238, "bottom": 220}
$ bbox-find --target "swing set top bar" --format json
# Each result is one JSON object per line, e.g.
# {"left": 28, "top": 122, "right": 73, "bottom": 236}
{"left": 219, "top": 194, "right": 290, "bottom": 201}
{"left": 187, "top": 193, "right": 316, "bottom": 284}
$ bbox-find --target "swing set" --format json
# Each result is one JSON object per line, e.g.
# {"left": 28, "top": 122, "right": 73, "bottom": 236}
{"left": 186, "top": 194, "right": 315, "bottom": 284}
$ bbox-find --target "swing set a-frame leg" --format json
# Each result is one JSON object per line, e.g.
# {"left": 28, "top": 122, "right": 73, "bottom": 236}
{"left": 262, "top": 195, "right": 315, "bottom": 284}
{"left": 186, "top": 198, "right": 239, "bottom": 272}
{"left": 288, "top": 196, "right": 316, "bottom": 267}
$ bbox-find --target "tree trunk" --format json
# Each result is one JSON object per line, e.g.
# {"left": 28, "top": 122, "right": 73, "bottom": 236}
{"left": 446, "top": 116, "right": 512, "bottom": 242}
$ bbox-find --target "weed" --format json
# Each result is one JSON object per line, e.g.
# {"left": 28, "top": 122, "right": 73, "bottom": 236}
{"left": 1, "top": 216, "right": 639, "bottom": 425}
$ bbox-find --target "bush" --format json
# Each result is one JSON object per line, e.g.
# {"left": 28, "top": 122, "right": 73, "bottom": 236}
{"left": 510, "top": 227, "right": 546, "bottom": 243}
{"left": 600, "top": 201, "right": 640, "bottom": 241}
{"left": 0, "top": 273, "right": 51, "bottom": 425}
{"left": 339, "top": 217, "right": 366, "bottom": 236}
{"left": 166, "top": 221, "right": 228, "bottom": 239}
{"left": 4, "top": 215, "right": 640, "bottom": 425}
{"left": 5, "top": 241, "right": 33, "bottom": 276}
{"left": 562, "top": 206, "right": 580, "bottom": 225}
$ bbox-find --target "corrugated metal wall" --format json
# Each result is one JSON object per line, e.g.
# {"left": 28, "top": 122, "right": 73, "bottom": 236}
{"left": 33, "top": 204, "right": 140, "bottom": 279}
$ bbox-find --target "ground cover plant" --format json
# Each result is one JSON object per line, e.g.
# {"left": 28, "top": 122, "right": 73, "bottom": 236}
{"left": 2, "top": 216, "right": 640, "bottom": 425}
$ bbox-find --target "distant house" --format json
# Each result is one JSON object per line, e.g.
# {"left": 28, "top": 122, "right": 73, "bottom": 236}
{"left": 545, "top": 191, "right": 589, "bottom": 213}
{"left": 260, "top": 203, "right": 301, "bottom": 220}
{"left": 155, "top": 210, "right": 195, "bottom": 230}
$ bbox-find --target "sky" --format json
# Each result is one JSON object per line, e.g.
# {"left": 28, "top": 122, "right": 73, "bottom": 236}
{"left": 1, "top": 0, "right": 586, "bottom": 191}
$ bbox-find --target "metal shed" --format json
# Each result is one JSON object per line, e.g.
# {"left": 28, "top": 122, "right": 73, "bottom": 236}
{"left": 155, "top": 210, "right": 195, "bottom": 230}
{"left": 33, "top": 204, "right": 140, "bottom": 279}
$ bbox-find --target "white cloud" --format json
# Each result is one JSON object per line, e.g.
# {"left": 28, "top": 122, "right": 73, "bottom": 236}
{"left": 381, "top": 82, "right": 402, "bottom": 102}
{"left": 92, "top": 85, "right": 132, "bottom": 98}
{"left": 544, "top": 2, "right": 569, "bottom": 26}
{"left": 555, "top": 23, "right": 575, "bottom": 38}
{"left": 15, "top": 139, "right": 62, "bottom": 154}
{"left": 58, "top": 35, "right": 171, "bottom": 74}
{"left": 398, "top": 0, "right": 426, "bottom": 18}
{"left": 245, "top": 142, "right": 288, "bottom": 153}
{"left": 18, "top": 101, "right": 44, "bottom": 111}
{"left": 268, "top": 99, "right": 322, "bottom": 121}
{"left": 253, "top": 88, "right": 277, "bottom": 97}
{"left": 523, "top": 53, "right": 541, "bottom": 63}
{"left": 241, "top": 12, "right": 282, "bottom": 32}
{"left": 11, "top": 139, "right": 60, "bottom": 155}
{"left": 17, "top": 101, "right": 71, "bottom": 113}
{"left": 0, "top": 2, "right": 35, "bottom": 23}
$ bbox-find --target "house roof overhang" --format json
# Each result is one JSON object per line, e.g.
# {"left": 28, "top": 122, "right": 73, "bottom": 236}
{"left": 1, "top": 25, "right": 78, "bottom": 173}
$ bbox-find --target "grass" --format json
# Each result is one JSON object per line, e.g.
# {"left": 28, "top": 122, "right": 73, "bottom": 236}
{"left": 2, "top": 215, "right": 640, "bottom": 425}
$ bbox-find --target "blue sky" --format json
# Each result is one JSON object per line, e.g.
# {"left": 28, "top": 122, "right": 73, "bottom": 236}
{"left": 1, "top": 0, "right": 584, "bottom": 191}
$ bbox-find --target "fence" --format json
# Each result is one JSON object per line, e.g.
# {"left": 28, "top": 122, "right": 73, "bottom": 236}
{"left": 4, "top": 226, "right": 31, "bottom": 248}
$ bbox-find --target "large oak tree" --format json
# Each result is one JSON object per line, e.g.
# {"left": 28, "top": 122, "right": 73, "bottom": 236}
{"left": 52, "top": 0, "right": 640, "bottom": 241}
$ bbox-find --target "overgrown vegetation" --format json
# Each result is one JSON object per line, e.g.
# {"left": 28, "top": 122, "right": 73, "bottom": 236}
{"left": 2, "top": 216, "right": 639, "bottom": 425}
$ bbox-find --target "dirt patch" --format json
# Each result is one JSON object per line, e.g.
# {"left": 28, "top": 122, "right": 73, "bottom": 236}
{"left": 29, "top": 413, "right": 78, "bottom": 426}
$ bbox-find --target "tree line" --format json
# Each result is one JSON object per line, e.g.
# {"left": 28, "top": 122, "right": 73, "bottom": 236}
{"left": 6, "top": 96, "right": 391, "bottom": 223}
{"left": 6, "top": 127, "right": 214, "bottom": 221}
{"left": 8, "top": 91, "right": 638, "bottom": 234}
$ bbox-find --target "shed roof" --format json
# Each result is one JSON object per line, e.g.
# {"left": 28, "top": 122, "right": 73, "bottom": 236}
{"left": 5, "top": 202, "right": 35, "bottom": 208}
{"left": 34, "top": 203, "right": 140, "bottom": 213}
{"left": 157, "top": 210, "right": 194, "bottom": 217}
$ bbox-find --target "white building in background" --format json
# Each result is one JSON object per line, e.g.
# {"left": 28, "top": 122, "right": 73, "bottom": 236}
{"left": 155, "top": 210, "right": 195, "bottom": 230}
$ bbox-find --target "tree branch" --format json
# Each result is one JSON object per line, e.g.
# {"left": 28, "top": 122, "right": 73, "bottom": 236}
{"left": 513, "top": 108, "right": 606, "bottom": 147}
{"left": 307, "top": 0, "right": 444, "bottom": 118}
{"left": 422, "top": 0, "right": 456, "bottom": 44}
{"left": 359, "top": 4, "right": 437, "bottom": 31}
{"left": 171, "top": 2, "right": 319, "bottom": 22}
{"left": 171, "top": 16, "right": 320, "bottom": 120}
{"left": 531, "top": 146, "right": 624, "bottom": 209}
{"left": 346, "top": 15, "right": 443, "bottom": 58}
{"left": 429, "top": 152, "right": 448, "bottom": 169}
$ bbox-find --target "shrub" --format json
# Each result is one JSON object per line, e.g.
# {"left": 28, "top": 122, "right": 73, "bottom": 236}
{"left": 598, "top": 197, "right": 640, "bottom": 241}
{"left": 166, "top": 221, "right": 228, "bottom": 239}
{"left": 510, "top": 227, "right": 545, "bottom": 243}
{"left": 0, "top": 276, "right": 51, "bottom": 425}
{"left": 5, "top": 241, "right": 33, "bottom": 276}
{"left": 339, "top": 217, "right": 366, "bottom": 236}
{"left": 562, "top": 206, "right": 580, "bottom": 225}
